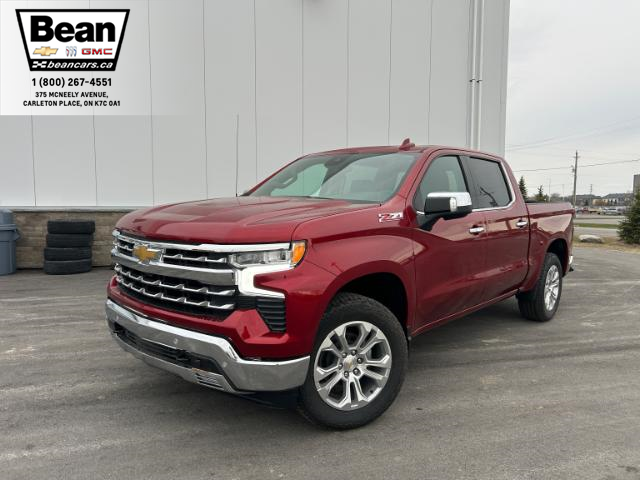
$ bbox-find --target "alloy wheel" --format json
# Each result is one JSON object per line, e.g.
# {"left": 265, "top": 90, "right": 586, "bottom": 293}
{"left": 544, "top": 264, "right": 560, "bottom": 311}
{"left": 313, "top": 321, "right": 392, "bottom": 411}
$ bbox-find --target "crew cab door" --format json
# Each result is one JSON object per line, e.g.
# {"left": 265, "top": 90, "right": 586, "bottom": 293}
{"left": 411, "top": 155, "right": 487, "bottom": 328}
{"left": 464, "top": 156, "right": 530, "bottom": 300}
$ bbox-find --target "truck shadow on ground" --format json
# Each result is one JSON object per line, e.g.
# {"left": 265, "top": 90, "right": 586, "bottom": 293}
{"left": 117, "top": 297, "right": 535, "bottom": 434}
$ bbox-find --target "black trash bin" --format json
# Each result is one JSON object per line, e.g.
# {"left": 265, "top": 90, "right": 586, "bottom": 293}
{"left": 0, "top": 210, "right": 20, "bottom": 275}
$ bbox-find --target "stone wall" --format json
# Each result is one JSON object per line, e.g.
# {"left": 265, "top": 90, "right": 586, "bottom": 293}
{"left": 12, "top": 209, "right": 133, "bottom": 269}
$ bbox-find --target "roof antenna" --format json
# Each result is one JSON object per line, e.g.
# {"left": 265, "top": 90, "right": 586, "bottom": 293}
{"left": 399, "top": 138, "right": 415, "bottom": 150}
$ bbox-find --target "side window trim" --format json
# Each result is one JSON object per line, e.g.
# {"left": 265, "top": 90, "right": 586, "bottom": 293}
{"left": 411, "top": 154, "right": 470, "bottom": 211}
{"left": 463, "top": 156, "right": 516, "bottom": 212}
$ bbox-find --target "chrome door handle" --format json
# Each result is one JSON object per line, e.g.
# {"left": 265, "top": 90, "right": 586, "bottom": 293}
{"left": 515, "top": 219, "right": 528, "bottom": 228}
{"left": 469, "top": 226, "right": 485, "bottom": 235}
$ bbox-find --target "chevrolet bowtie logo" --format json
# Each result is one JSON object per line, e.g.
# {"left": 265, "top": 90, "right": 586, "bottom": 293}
{"left": 132, "top": 244, "right": 161, "bottom": 263}
{"left": 33, "top": 46, "right": 58, "bottom": 56}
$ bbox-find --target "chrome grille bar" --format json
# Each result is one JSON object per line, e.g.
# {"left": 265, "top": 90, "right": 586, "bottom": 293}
{"left": 116, "top": 276, "right": 234, "bottom": 311}
{"left": 162, "top": 252, "right": 227, "bottom": 264}
{"left": 114, "top": 264, "right": 234, "bottom": 297}
{"left": 112, "top": 251, "right": 235, "bottom": 285}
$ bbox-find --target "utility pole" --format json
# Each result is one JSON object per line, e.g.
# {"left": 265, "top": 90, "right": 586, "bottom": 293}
{"left": 548, "top": 179, "right": 552, "bottom": 202}
{"left": 572, "top": 150, "right": 579, "bottom": 206}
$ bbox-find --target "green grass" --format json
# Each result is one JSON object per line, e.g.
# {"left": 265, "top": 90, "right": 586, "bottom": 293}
{"left": 574, "top": 222, "right": 619, "bottom": 229}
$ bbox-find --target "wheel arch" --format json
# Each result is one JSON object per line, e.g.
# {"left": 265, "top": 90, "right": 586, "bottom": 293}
{"left": 520, "top": 233, "right": 571, "bottom": 293}
{"left": 322, "top": 263, "right": 413, "bottom": 337}
{"left": 547, "top": 237, "right": 569, "bottom": 274}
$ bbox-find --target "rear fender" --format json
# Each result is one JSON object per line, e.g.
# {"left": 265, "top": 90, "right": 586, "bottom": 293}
{"left": 521, "top": 234, "right": 569, "bottom": 292}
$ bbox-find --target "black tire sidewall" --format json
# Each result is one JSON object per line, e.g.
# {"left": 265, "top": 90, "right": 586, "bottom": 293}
{"left": 46, "top": 233, "right": 93, "bottom": 248}
{"left": 44, "top": 258, "right": 92, "bottom": 275}
{"left": 299, "top": 294, "right": 408, "bottom": 429}
{"left": 44, "top": 247, "right": 92, "bottom": 261}
{"left": 47, "top": 220, "right": 95, "bottom": 235}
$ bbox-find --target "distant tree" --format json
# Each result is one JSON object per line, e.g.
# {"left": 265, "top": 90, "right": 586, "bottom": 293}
{"left": 550, "top": 193, "right": 561, "bottom": 202}
{"left": 518, "top": 176, "right": 528, "bottom": 199}
{"left": 534, "top": 185, "right": 548, "bottom": 202}
{"left": 619, "top": 189, "right": 640, "bottom": 244}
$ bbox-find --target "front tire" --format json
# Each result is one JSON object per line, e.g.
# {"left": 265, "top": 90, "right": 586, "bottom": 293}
{"left": 517, "top": 253, "right": 563, "bottom": 322}
{"left": 298, "top": 293, "right": 408, "bottom": 429}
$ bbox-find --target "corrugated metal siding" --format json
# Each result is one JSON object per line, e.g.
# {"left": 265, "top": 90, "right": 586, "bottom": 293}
{"left": 0, "top": 0, "right": 510, "bottom": 207}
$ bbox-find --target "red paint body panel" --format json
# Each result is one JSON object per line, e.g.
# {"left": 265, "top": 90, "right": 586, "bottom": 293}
{"left": 110, "top": 145, "right": 573, "bottom": 359}
{"left": 521, "top": 203, "right": 574, "bottom": 291}
{"left": 481, "top": 194, "right": 530, "bottom": 299}
{"left": 116, "top": 196, "right": 372, "bottom": 245}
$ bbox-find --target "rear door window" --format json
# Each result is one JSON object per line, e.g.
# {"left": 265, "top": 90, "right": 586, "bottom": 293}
{"left": 467, "top": 158, "right": 511, "bottom": 209}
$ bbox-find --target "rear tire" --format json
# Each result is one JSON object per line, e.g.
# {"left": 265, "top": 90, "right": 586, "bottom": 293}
{"left": 44, "top": 258, "right": 92, "bottom": 275}
{"left": 298, "top": 293, "right": 408, "bottom": 429}
{"left": 517, "top": 253, "right": 563, "bottom": 322}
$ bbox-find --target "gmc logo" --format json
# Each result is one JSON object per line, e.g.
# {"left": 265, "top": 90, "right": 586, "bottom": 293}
{"left": 82, "top": 48, "right": 113, "bottom": 56}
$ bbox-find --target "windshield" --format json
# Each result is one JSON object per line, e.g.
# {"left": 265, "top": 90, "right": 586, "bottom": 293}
{"left": 248, "top": 152, "right": 420, "bottom": 203}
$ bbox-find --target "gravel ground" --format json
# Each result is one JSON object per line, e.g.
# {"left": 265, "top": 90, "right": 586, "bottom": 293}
{"left": 1, "top": 246, "right": 639, "bottom": 480}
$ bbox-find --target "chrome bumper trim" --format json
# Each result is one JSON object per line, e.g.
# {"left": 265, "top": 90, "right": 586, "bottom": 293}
{"left": 106, "top": 299, "right": 309, "bottom": 393}
{"left": 113, "top": 335, "right": 237, "bottom": 392}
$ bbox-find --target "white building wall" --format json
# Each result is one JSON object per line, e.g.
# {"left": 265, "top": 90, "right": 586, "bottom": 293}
{"left": 0, "top": 0, "right": 510, "bottom": 207}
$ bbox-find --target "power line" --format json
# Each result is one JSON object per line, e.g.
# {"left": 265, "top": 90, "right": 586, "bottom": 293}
{"left": 506, "top": 114, "right": 640, "bottom": 151}
{"left": 513, "top": 157, "right": 640, "bottom": 173}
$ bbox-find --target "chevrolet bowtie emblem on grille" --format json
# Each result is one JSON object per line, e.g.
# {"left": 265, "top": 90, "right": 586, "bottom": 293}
{"left": 33, "top": 46, "right": 58, "bottom": 56}
{"left": 132, "top": 244, "right": 161, "bottom": 263}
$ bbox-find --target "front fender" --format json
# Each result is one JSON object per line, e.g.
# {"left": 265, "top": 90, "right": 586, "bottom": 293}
{"left": 306, "top": 233, "right": 416, "bottom": 332}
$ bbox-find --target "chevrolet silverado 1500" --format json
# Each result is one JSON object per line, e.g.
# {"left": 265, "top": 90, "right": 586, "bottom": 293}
{"left": 106, "top": 141, "right": 573, "bottom": 428}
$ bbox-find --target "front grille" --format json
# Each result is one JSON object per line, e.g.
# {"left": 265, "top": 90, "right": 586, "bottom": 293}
{"left": 114, "top": 234, "right": 135, "bottom": 256}
{"left": 114, "top": 264, "right": 287, "bottom": 331}
{"left": 113, "top": 234, "right": 229, "bottom": 270}
{"left": 112, "top": 231, "right": 287, "bottom": 332}
{"left": 115, "top": 264, "right": 235, "bottom": 318}
{"left": 112, "top": 322, "right": 222, "bottom": 374}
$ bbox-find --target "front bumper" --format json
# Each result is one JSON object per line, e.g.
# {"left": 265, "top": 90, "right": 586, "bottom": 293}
{"left": 106, "top": 299, "right": 309, "bottom": 393}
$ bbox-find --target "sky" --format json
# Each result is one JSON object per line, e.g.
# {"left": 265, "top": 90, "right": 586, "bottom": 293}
{"left": 505, "top": 0, "right": 640, "bottom": 196}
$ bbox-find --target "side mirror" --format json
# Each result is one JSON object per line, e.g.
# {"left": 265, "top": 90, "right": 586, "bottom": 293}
{"left": 423, "top": 192, "right": 473, "bottom": 218}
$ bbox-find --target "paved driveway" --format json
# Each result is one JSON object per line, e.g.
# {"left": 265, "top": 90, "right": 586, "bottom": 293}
{"left": 1, "top": 246, "right": 639, "bottom": 480}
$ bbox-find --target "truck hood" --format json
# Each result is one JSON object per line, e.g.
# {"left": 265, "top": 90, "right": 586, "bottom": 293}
{"left": 116, "top": 196, "right": 373, "bottom": 244}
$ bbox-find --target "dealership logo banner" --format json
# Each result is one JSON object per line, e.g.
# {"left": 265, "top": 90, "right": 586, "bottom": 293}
{"left": 16, "top": 9, "right": 129, "bottom": 71}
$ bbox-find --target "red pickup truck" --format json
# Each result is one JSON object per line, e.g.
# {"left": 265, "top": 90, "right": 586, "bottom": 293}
{"left": 106, "top": 142, "right": 573, "bottom": 428}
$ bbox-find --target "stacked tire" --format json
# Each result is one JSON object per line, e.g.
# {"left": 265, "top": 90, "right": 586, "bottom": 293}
{"left": 44, "top": 220, "right": 94, "bottom": 275}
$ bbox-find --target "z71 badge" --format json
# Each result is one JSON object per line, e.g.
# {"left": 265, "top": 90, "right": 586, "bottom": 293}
{"left": 378, "top": 212, "right": 403, "bottom": 223}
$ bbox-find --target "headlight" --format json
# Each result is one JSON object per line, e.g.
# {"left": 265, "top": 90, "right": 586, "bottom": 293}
{"left": 229, "top": 241, "right": 306, "bottom": 268}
